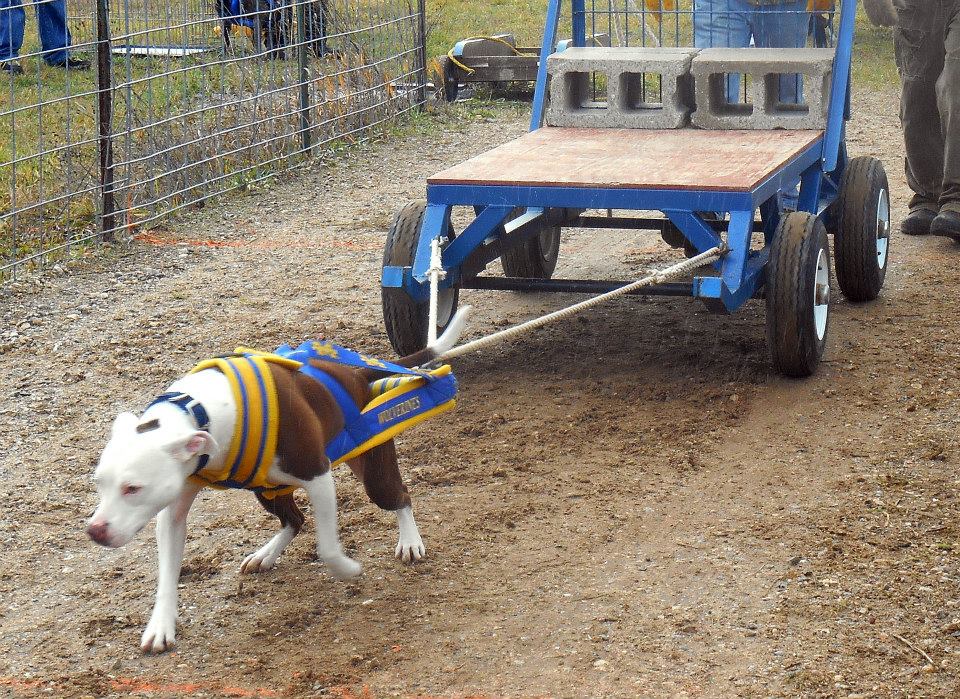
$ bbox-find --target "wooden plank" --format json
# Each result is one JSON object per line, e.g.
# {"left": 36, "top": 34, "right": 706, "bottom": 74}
{"left": 428, "top": 128, "right": 824, "bottom": 192}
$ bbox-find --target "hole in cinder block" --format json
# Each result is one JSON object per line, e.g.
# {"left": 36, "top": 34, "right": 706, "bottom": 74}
{"left": 619, "top": 73, "right": 664, "bottom": 110}
{"left": 764, "top": 73, "right": 808, "bottom": 113}
{"left": 563, "top": 71, "right": 608, "bottom": 111}
{"left": 707, "top": 73, "right": 753, "bottom": 116}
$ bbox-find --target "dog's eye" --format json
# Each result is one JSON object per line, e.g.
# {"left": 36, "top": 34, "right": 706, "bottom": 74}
{"left": 121, "top": 484, "right": 142, "bottom": 497}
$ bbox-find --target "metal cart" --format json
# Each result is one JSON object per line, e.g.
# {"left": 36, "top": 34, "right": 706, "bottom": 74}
{"left": 382, "top": 0, "right": 889, "bottom": 377}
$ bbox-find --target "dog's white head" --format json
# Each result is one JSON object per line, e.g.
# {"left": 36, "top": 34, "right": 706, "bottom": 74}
{"left": 87, "top": 412, "right": 215, "bottom": 548}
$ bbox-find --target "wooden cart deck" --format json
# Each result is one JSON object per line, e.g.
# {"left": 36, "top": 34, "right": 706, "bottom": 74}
{"left": 428, "top": 127, "right": 824, "bottom": 193}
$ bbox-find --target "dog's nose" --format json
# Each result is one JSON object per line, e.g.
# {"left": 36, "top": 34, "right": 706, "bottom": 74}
{"left": 87, "top": 521, "right": 111, "bottom": 546}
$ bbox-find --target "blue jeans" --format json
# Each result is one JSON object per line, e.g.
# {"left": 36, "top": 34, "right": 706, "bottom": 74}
{"left": 694, "top": 0, "right": 809, "bottom": 103}
{"left": 0, "top": 0, "right": 71, "bottom": 64}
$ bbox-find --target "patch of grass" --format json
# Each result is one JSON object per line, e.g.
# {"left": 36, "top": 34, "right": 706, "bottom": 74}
{"left": 852, "top": 8, "right": 898, "bottom": 91}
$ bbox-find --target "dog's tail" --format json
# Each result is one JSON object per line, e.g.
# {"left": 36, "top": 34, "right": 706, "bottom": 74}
{"left": 364, "top": 306, "right": 472, "bottom": 378}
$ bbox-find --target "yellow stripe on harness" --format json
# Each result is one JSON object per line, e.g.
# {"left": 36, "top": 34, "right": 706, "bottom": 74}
{"left": 188, "top": 354, "right": 290, "bottom": 497}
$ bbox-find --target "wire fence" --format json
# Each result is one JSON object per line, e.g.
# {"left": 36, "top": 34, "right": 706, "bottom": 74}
{"left": 1, "top": 0, "right": 426, "bottom": 279}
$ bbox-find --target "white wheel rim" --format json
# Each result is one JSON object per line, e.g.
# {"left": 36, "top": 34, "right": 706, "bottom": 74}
{"left": 436, "top": 287, "right": 456, "bottom": 327}
{"left": 876, "top": 188, "right": 890, "bottom": 269}
{"left": 813, "top": 248, "right": 830, "bottom": 341}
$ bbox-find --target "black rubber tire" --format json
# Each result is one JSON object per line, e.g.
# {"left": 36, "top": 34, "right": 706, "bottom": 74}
{"left": 440, "top": 57, "right": 460, "bottom": 102}
{"left": 381, "top": 201, "right": 459, "bottom": 356}
{"left": 501, "top": 222, "right": 561, "bottom": 279}
{"left": 831, "top": 156, "right": 890, "bottom": 303}
{"left": 766, "top": 211, "right": 831, "bottom": 378}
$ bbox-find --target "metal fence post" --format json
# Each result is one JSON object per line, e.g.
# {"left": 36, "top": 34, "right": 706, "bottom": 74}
{"left": 297, "top": 1, "right": 313, "bottom": 153}
{"left": 94, "top": 0, "right": 116, "bottom": 241}
{"left": 416, "top": 0, "right": 427, "bottom": 106}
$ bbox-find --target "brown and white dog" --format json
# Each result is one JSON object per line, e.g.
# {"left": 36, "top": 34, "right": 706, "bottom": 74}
{"left": 87, "top": 308, "right": 469, "bottom": 653}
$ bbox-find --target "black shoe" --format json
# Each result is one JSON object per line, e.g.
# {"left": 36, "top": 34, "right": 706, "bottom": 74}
{"left": 930, "top": 210, "right": 960, "bottom": 242}
{"left": 0, "top": 61, "right": 23, "bottom": 75}
{"left": 901, "top": 208, "right": 937, "bottom": 236}
{"left": 50, "top": 56, "right": 90, "bottom": 70}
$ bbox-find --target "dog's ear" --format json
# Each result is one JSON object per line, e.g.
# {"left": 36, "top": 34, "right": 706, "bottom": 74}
{"left": 111, "top": 412, "right": 140, "bottom": 436}
{"left": 164, "top": 431, "right": 218, "bottom": 462}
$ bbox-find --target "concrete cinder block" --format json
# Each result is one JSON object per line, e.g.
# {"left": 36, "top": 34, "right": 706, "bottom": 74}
{"left": 546, "top": 47, "right": 699, "bottom": 129}
{"left": 691, "top": 48, "right": 835, "bottom": 130}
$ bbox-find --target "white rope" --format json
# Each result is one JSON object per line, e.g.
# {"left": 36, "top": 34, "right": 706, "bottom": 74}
{"left": 427, "top": 237, "right": 445, "bottom": 346}
{"left": 439, "top": 245, "right": 725, "bottom": 362}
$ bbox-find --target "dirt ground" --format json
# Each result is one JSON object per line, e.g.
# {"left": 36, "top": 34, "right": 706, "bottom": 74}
{"left": 1, "top": 86, "right": 959, "bottom": 699}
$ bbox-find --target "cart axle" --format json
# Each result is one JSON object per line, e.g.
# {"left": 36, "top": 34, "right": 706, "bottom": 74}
{"left": 567, "top": 216, "right": 766, "bottom": 234}
{"left": 464, "top": 277, "right": 695, "bottom": 296}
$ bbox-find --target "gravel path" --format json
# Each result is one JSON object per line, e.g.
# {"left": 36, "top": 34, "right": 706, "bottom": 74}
{"left": 1, "top": 93, "right": 959, "bottom": 699}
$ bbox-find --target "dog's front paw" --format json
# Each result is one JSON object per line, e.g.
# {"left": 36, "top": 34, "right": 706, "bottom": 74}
{"left": 324, "top": 554, "right": 362, "bottom": 580}
{"left": 141, "top": 609, "right": 177, "bottom": 654}
{"left": 395, "top": 533, "right": 425, "bottom": 563}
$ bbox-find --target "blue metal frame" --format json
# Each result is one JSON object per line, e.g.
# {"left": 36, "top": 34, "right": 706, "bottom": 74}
{"left": 383, "top": 0, "right": 859, "bottom": 314}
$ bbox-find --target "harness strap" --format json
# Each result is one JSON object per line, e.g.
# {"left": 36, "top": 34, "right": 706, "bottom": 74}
{"left": 145, "top": 392, "right": 211, "bottom": 472}
{"left": 274, "top": 340, "right": 429, "bottom": 377}
{"left": 294, "top": 363, "right": 367, "bottom": 465}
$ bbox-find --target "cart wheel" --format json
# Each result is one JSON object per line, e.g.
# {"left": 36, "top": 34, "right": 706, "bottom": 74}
{"left": 766, "top": 211, "right": 831, "bottom": 378}
{"left": 501, "top": 223, "right": 561, "bottom": 279}
{"left": 381, "top": 201, "right": 459, "bottom": 355}
{"left": 440, "top": 57, "right": 460, "bottom": 102}
{"left": 831, "top": 156, "right": 890, "bottom": 302}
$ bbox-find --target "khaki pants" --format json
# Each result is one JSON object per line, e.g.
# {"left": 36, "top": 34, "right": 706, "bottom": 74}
{"left": 895, "top": 0, "right": 960, "bottom": 213}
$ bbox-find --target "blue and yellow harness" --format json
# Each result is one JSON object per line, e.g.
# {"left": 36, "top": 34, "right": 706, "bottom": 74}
{"left": 152, "top": 342, "right": 456, "bottom": 499}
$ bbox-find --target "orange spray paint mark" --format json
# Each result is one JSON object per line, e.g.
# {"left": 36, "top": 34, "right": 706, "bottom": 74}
{"left": 0, "top": 677, "right": 44, "bottom": 690}
{"left": 1, "top": 675, "right": 278, "bottom": 697}
{"left": 133, "top": 231, "right": 379, "bottom": 252}
{"left": 110, "top": 677, "right": 280, "bottom": 697}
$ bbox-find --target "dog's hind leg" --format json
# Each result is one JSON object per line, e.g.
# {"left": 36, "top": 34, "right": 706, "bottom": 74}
{"left": 240, "top": 492, "right": 305, "bottom": 574}
{"left": 349, "top": 440, "right": 424, "bottom": 563}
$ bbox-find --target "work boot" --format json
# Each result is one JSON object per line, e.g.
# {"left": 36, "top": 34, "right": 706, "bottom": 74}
{"left": 901, "top": 207, "right": 937, "bottom": 236}
{"left": 0, "top": 61, "right": 23, "bottom": 75}
{"left": 930, "top": 210, "right": 960, "bottom": 243}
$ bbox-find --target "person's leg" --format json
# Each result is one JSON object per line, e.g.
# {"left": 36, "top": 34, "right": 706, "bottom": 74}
{"left": 895, "top": 0, "right": 945, "bottom": 230}
{"left": 694, "top": 0, "right": 752, "bottom": 103}
{"left": 936, "top": 4, "right": 960, "bottom": 215}
{"left": 0, "top": 0, "right": 27, "bottom": 63}
{"left": 928, "top": 2, "right": 960, "bottom": 238}
{"left": 752, "top": 0, "right": 809, "bottom": 103}
{"left": 34, "top": 0, "right": 69, "bottom": 65}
